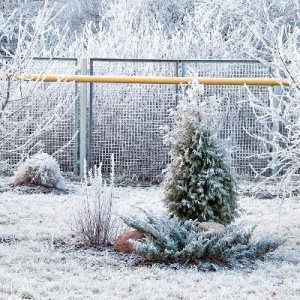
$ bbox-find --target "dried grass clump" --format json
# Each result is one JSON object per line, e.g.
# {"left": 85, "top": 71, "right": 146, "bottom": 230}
{"left": 71, "top": 157, "right": 122, "bottom": 247}
{"left": 12, "top": 152, "right": 66, "bottom": 190}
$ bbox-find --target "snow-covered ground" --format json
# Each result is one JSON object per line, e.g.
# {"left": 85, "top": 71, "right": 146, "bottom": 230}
{"left": 0, "top": 177, "right": 299, "bottom": 299}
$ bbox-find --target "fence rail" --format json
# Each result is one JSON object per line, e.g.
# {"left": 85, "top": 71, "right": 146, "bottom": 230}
{"left": 0, "top": 57, "right": 280, "bottom": 182}
{"left": 7, "top": 74, "right": 290, "bottom": 85}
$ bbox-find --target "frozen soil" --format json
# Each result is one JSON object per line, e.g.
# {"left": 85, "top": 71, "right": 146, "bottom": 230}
{"left": 0, "top": 177, "right": 299, "bottom": 299}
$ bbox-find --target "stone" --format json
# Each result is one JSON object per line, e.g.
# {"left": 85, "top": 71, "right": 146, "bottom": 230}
{"left": 198, "top": 222, "right": 225, "bottom": 232}
{"left": 115, "top": 230, "right": 144, "bottom": 254}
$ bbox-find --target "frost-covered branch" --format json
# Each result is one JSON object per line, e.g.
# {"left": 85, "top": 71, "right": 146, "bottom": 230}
{"left": 245, "top": 2, "right": 300, "bottom": 194}
{"left": 0, "top": 1, "right": 77, "bottom": 166}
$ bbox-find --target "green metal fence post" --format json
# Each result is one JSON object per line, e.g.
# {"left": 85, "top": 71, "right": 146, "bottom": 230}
{"left": 73, "top": 60, "right": 79, "bottom": 175}
{"left": 79, "top": 58, "right": 88, "bottom": 176}
{"left": 175, "top": 60, "right": 180, "bottom": 105}
{"left": 88, "top": 59, "right": 93, "bottom": 170}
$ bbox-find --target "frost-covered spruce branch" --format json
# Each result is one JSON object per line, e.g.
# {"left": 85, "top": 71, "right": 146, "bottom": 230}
{"left": 121, "top": 209, "right": 284, "bottom": 265}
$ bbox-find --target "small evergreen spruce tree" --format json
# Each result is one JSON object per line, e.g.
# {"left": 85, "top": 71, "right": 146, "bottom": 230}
{"left": 163, "top": 83, "right": 238, "bottom": 224}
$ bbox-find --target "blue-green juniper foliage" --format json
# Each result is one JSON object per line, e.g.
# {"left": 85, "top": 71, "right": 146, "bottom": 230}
{"left": 121, "top": 209, "right": 284, "bottom": 264}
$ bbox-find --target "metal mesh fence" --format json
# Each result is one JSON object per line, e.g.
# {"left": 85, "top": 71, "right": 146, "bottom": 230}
{"left": 181, "top": 60, "right": 271, "bottom": 176}
{"left": 89, "top": 59, "right": 271, "bottom": 182}
{"left": 89, "top": 59, "right": 178, "bottom": 183}
{"left": 0, "top": 57, "right": 78, "bottom": 172}
{"left": 0, "top": 58, "right": 273, "bottom": 181}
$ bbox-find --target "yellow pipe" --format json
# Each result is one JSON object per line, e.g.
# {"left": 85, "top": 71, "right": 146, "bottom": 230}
{"left": 8, "top": 74, "right": 292, "bottom": 86}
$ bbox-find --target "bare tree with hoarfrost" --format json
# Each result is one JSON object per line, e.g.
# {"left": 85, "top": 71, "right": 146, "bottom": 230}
{"left": 242, "top": 0, "right": 300, "bottom": 194}
{"left": 64, "top": 0, "right": 300, "bottom": 59}
{"left": 0, "top": 1, "right": 77, "bottom": 169}
{"left": 66, "top": 0, "right": 245, "bottom": 59}
{"left": 1, "top": 0, "right": 298, "bottom": 60}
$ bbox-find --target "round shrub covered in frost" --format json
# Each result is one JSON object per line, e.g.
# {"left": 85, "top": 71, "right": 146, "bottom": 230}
{"left": 13, "top": 153, "right": 66, "bottom": 190}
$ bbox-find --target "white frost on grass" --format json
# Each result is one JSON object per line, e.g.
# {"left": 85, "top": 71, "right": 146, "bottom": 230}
{"left": 0, "top": 178, "right": 299, "bottom": 299}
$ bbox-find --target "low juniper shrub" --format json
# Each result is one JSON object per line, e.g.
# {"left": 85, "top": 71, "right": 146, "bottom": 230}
{"left": 121, "top": 209, "right": 284, "bottom": 265}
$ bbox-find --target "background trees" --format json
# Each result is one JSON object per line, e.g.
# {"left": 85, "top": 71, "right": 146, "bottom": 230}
{"left": 1, "top": 0, "right": 299, "bottom": 59}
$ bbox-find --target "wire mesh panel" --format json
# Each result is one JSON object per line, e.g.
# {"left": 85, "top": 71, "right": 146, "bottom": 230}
{"left": 89, "top": 59, "right": 271, "bottom": 182}
{"left": 182, "top": 60, "right": 271, "bottom": 176}
{"left": 0, "top": 57, "right": 78, "bottom": 172}
{"left": 0, "top": 57, "right": 273, "bottom": 180}
{"left": 89, "top": 59, "right": 178, "bottom": 183}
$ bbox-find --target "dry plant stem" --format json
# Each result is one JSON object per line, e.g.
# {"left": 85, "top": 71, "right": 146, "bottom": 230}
{"left": 0, "top": 77, "right": 11, "bottom": 113}
{"left": 72, "top": 157, "right": 122, "bottom": 247}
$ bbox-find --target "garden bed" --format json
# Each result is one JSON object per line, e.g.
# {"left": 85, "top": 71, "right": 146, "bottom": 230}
{"left": 0, "top": 177, "right": 299, "bottom": 299}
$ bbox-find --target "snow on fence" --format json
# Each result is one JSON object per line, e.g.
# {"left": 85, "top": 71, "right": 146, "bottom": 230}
{"left": 0, "top": 58, "right": 272, "bottom": 183}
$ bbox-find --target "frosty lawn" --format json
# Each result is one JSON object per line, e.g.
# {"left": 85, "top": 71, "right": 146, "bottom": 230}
{"left": 0, "top": 179, "right": 299, "bottom": 299}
